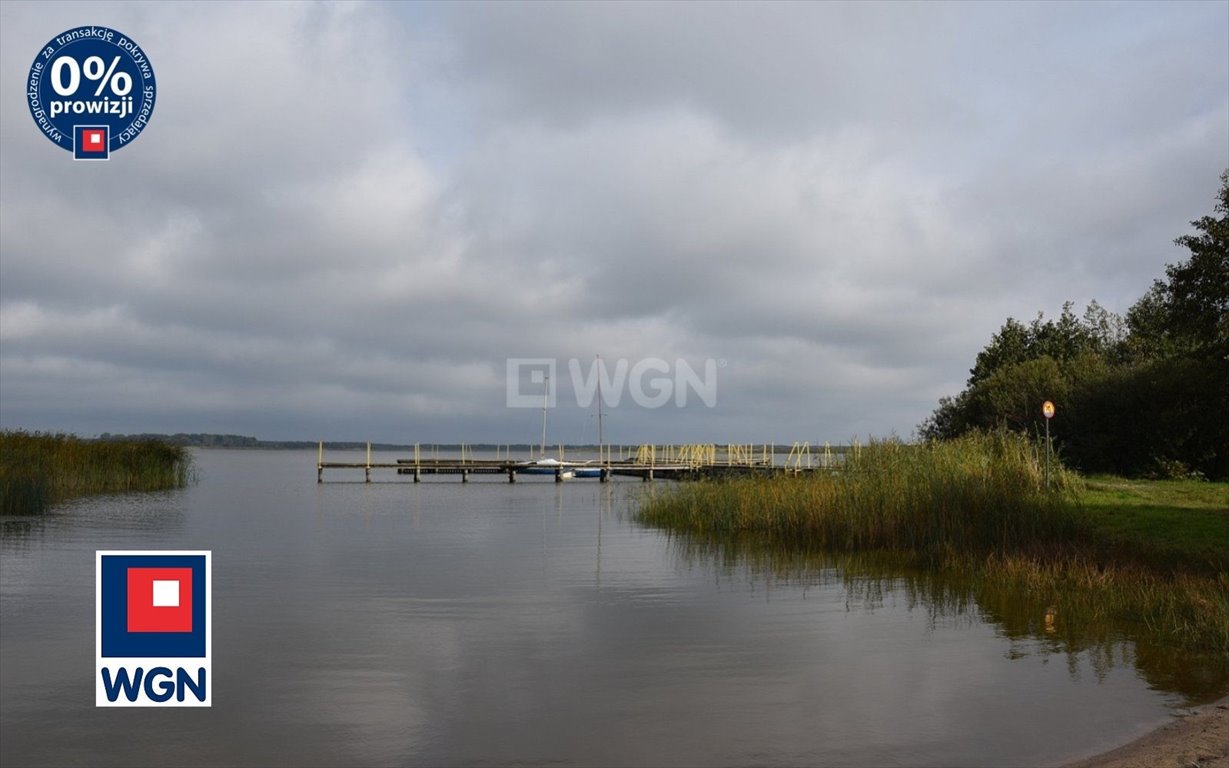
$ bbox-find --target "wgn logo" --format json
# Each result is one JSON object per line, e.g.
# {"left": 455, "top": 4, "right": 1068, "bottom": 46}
{"left": 506, "top": 357, "right": 719, "bottom": 409}
{"left": 96, "top": 551, "right": 211, "bottom": 707}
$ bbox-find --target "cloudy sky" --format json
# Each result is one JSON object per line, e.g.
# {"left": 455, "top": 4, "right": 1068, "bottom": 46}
{"left": 1, "top": 1, "right": 1226, "bottom": 445}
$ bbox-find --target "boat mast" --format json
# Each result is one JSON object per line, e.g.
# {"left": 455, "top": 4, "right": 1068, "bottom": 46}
{"left": 596, "top": 355, "right": 604, "bottom": 465}
{"left": 540, "top": 374, "right": 549, "bottom": 459}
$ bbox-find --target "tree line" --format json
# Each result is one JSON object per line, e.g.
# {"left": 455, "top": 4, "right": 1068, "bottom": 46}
{"left": 920, "top": 170, "right": 1228, "bottom": 480}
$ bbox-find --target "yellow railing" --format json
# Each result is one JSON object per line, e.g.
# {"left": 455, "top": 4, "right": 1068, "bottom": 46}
{"left": 785, "top": 441, "right": 812, "bottom": 471}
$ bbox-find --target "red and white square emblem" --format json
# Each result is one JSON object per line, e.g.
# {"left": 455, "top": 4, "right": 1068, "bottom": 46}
{"left": 126, "top": 567, "right": 193, "bottom": 633}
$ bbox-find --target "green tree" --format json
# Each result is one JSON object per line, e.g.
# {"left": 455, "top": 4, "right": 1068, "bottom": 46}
{"left": 970, "top": 356, "right": 1069, "bottom": 434}
{"left": 922, "top": 169, "right": 1229, "bottom": 479}
{"left": 1129, "top": 169, "right": 1229, "bottom": 358}
{"left": 968, "top": 318, "right": 1032, "bottom": 386}
{"left": 1169, "top": 171, "right": 1229, "bottom": 353}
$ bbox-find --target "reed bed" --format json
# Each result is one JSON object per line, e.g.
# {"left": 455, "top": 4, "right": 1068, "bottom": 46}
{"left": 0, "top": 430, "right": 192, "bottom": 515}
{"left": 974, "top": 552, "right": 1229, "bottom": 653}
{"left": 637, "top": 432, "right": 1229, "bottom": 654}
{"left": 639, "top": 432, "right": 1086, "bottom": 557}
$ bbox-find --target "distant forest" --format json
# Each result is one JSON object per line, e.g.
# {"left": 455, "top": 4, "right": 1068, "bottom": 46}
{"left": 921, "top": 170, "right": 1228, "bottom": 480}
{"left": 100, "top": 433, "right": 334, "bottom": 449}
{"left": 97, "top": 434, "right": 521, "bottom": 451}
{"left": 96, "top": 434, "right": 853, "bottom": 453}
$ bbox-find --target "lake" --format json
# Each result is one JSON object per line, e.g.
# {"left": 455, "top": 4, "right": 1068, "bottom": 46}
{"left": 1, "top": 449, "right": 1223, "bottom": 766}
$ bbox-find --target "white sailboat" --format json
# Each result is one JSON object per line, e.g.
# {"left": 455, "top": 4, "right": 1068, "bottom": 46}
{"left": 518, "top": 374, "right": 574, "bottom": 478}
{"left": 574, "top": 356, "right": 606, "bottom": 478}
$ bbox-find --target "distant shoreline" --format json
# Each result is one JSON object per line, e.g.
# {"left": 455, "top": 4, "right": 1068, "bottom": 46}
{"left": 97, "top": 434, "right": 587, "bottom": 451}
{"left": 92, "top": 433, "right": 858, "bottom": 452}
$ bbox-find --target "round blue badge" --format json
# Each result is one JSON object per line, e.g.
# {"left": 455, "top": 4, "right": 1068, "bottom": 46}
{"left": 26, "top": 26, "right": 156, "bottom": 160}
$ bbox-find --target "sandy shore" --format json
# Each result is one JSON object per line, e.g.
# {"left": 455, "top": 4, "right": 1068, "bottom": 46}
{"left": 1063, "top": 696, "right": 1229, "bottom": 768}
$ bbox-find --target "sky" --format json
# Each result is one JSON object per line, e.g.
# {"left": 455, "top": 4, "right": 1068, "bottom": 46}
{"left": 1, "top": 1, "right": 1226, "bottom": 445}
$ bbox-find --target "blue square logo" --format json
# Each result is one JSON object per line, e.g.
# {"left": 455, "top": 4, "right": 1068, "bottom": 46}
{"left": 99, "top": 553, "right": 208, "bottom": 658}
{"left": 96, "top": 551, "right": 211, "bottom": 707}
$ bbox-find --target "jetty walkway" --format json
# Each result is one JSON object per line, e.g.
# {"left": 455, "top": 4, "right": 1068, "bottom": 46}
{"left": 316, "top": 442, "right": 848, "bottom": 483}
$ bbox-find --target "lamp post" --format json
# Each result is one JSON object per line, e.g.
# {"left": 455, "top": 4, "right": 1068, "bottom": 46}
{"left": 1042, "top": 401, "right": 1056, "bottom": 489}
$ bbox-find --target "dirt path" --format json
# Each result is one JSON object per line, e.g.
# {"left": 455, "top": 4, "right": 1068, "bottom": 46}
{"left": 1063, "top": 697, "right": 1229, "bottom": 768}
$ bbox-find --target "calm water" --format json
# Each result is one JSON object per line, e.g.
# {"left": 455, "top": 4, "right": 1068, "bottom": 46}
{"left": 1, "top": 449, "right": 1223, "bottom": 766}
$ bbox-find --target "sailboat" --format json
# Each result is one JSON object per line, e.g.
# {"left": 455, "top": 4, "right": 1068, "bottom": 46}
{"left": 573, "top": 356, "right": 606, "bottom": 479}
{"left": 517, "top": 374, "right": 574, "bottom": 478}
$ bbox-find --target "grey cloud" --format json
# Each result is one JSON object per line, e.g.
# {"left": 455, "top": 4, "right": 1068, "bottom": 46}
{"left": 428, "top": 2, "right": 966, "bottom": 141}
{"left": 1, "top": 1, "right": 1226, "bottom": 442}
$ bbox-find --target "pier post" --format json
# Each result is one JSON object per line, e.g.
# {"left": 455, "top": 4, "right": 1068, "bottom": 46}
{"left": 554, "top": 468, "right": 563, "bottom": 483}
{"left": 365, "top": 442, "right": 372, "bottom": 483}
{"left": 462, "top": 469, "right": 469, "bottom": 483}
{"left": 600, "top": 467, "right": 609, "bottom": 483}
{"left": 508, "top": 468, "right": 516, "bottom": 483}
{"left": 317, "top": 441, "right": 323, "bottom": 483}
{"left": 413, "top": 468, "right": 421, "bottom": 483}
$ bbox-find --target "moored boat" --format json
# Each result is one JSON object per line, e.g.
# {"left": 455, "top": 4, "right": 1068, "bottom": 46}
{"left": 517, "top": 458, "right": 575, "bottom": 478}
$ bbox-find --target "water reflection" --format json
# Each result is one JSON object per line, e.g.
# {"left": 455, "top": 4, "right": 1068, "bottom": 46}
{"left": 3, "top": 450, "right": 1223, "bottom": 767}
{"left": 663, "top": 532, "right": 1229, "bottom": 704}
{"left": 0, "top": 518, "right": 42, "bottom": 545}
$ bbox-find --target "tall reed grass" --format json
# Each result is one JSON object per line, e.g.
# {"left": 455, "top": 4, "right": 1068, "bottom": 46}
{"left": 637, "top": 431, "right": 1229, "bottom": 654}
{"left": 639, "top": 431, "right": 1086, "bottom": 558}
{"left": 0, "top": 430, "right": 192, "bottom": 515}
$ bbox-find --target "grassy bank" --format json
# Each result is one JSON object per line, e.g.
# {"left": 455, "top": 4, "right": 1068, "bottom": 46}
{"left": 0, "top": 431, "right": 192, "bottom": 515}
{"left": 1081, "top": 476, "right": 1228, "bottom": 574}
{"left": 636, "top": 432, "right": 1229, "bottom": 652}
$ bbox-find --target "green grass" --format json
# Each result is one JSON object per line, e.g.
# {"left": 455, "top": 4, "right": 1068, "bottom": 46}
{"left": 636, "top": 431, "right": 1229, "bottom": 653}
{"left": 1081, "top": 475, "right": 1229, "bottom": 574}
{"left": 0, "top": 430, "right": 192, "bottom": 515}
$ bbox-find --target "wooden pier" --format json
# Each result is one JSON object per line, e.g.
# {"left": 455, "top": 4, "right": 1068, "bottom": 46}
{"left": 315, "top": 454, "right": 702, "bottom": 483}
{"left": 316, "top": 441, "right": 848, "bottom": 484}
